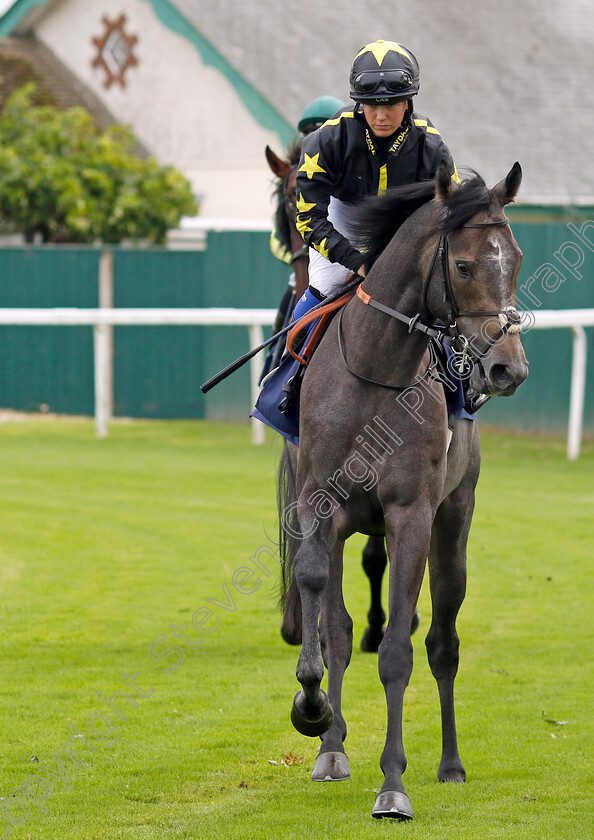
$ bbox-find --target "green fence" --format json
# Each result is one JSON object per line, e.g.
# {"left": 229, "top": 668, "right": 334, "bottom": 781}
{"left": 0, "top": 233, "right": 288, "bottom": 423}
{"left": 479, "top": 217, "right": 594, "bottom": 433}
{"left": 0, "top": 218, "right": 592, "bottom": 434}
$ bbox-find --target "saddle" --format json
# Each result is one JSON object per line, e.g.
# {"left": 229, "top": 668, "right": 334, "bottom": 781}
{"left": 252, "top": 293, "right": 353, "bottom": 445}
{"left": 251, "top": 293, "right": 475, "bottom": 447}
{"left": 285, "top": 291, "right": 355, "bottom": 365}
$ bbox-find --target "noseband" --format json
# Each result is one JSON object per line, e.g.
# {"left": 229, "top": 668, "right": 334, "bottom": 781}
{"left": 342, "top": 217, "right": 522, "bottom": 388}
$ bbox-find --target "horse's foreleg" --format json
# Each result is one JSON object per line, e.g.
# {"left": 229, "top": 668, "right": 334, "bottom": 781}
{"left": 373, "top": 501, "right": 433, "bottom": 820}
{"left": 290, "top": 526, "right": 333, "bottom": 738}
{"left": 313, "top": 540, "right": 352, "bottom": 781}
{"left": 425, "top": 481, "right": 474, "bottom": 784}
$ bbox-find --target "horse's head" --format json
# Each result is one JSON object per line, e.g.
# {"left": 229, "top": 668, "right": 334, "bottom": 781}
{"left": 265, "top": 143, "right": 309, "bottom": 298}
{"left": 266, "top": 144, "right": 301, "bottom": 226}
{"left": 427, "top": 163, "right": 529, "bottom": 397}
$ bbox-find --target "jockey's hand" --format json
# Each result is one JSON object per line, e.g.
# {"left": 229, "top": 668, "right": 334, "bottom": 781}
{"left": 345, "top": 265, "right": 366, "bottom": 284}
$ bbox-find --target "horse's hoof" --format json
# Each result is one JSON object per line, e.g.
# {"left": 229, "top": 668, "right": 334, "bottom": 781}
{"left": 360, "top": 625, "right": 384, "bottom": 653}
{"left": 290, "top": 689, "right": 333, "bottom": 737}
{"left": 311, "top": 750, "right": 350, "bottom": 781}
{"left": 438, "top": 763, "right": 466, "bottom": 783}
{"left": 372, "top": 790, "right": 414, "bottom": 820}
{"left": 411, "top": 609, "right": 420, "bottom": 635}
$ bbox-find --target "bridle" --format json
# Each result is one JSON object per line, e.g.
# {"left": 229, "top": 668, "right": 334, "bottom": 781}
{"left": 340, "top": 217, "right": 522, "bottom": 389}
{"left": 423, "top": 218, "right": 522, "bottom": 373}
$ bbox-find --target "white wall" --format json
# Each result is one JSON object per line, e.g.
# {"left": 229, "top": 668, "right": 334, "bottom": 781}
{"left": 32, "top": 0, "right": 282, "bottom": 218}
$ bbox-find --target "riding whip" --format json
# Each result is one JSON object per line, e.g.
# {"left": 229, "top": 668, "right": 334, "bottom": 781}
{"left": 200, "top": 273, "right": 363, "bottom": 393}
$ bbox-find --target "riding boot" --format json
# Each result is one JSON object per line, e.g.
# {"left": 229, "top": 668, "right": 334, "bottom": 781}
{"left": 262, "top": 286, "right": 327, "bottom": 389}
{"left": 292, "top": 285, "right": 326, "bottom": 320}
{"left": 273, "top": 285, "right": 327, "bottom": 368}
{"left": 279, "top": 364, "right": 306, "bottom": 413}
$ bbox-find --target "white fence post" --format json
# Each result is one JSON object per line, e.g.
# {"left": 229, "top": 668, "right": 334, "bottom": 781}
{"left": 93, "top": 323, "right": 111, "bottom": 439}
{"left": 568, "top": 326, "right": 587, "bottom": 460}
{"left": 98, "top": 249, "right": 114, "bottom": 423}
{"left": 249, "top": 324, "right": 265, "bottom": 445}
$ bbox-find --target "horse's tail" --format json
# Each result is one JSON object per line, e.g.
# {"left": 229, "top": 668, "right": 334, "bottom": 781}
{"left": 277, "top": 442, "right": 302, "bottom": 645}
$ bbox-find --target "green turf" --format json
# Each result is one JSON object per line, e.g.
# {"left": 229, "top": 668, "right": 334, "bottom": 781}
{"left": 0, "top": 419, "right": 591, "bottom": 839}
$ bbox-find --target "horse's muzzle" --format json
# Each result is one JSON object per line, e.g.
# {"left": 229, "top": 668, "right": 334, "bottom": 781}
{"left": 470, "top": 347, "right": 529, "bottom": 397}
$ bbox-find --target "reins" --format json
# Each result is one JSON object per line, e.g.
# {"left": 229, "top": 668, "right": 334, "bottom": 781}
{"left": 291, "top": 244, "right": 309, "bottom": 263}
{"left": 287, "top": 291, "right": 355, "bottom": 365}
{"left": 337, "top": 304, "right": 439, "bottom": 391}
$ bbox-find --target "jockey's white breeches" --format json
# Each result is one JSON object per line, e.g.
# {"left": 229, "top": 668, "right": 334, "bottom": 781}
{"left": 308, "top": 197, "right": 361, "bottom": 297}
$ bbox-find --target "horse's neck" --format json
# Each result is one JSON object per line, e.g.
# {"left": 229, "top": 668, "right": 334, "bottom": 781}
{"left": 341, "top": 232, "right": 434, "bottom": 385}
{"left": 365, "top": 226, "right": 432, "bottom": 312}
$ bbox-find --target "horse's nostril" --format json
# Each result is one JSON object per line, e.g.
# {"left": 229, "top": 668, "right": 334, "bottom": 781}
{"left": 489, "top": 364, "right": 514, "bottom": 390}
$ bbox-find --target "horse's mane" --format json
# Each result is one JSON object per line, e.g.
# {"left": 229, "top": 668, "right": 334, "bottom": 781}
{"left": 352, "top": 172, "right": 492, "bottom": 269}
{"left": 350, "top": 181, "right": 436, "bottom": 268}
{"left": 273, "top": 140, "right": 302, "bottom": 254}
{"left": 440, "top": 173, "right": 492, "bottom": 232}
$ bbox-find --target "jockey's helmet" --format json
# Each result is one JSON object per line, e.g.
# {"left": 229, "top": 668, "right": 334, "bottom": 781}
{"left": 349, "top": 40, "right": 420, "bottom": 105}
{"left": 298, "top": 96, "right": 345, "bottom": 134}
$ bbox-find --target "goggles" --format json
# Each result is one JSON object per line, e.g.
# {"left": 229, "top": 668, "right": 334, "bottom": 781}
{"left": 352, "top": 69, "right": 415, "bottom": 94}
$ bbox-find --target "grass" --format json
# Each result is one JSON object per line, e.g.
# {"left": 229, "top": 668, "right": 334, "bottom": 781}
{"left": 0, "top": 418, "right": 591, "bottom": 839}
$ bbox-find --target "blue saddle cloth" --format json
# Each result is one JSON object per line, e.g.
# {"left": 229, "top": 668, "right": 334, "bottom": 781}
{"left": 252, "top": 330, "right": 474, "bottom": 447}
{"left": 252, "top": 350, "right": 303, "bottom": 447}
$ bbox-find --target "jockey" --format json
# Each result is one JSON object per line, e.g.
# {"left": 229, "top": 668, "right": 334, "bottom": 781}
{"left": 297, "top": 95, "right": 346, "bottom": 136}
{"left": 293, "top": 40, "right": 459, "bottom": 319}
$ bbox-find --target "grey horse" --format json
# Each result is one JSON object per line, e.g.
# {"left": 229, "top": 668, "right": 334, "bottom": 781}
{"left": 277, "top": 162, "right": 528, "bottom": 820}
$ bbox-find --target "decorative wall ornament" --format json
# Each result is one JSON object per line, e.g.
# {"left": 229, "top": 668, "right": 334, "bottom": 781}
{"left": 91, "top": 14, "right": 139, "bottom": 89}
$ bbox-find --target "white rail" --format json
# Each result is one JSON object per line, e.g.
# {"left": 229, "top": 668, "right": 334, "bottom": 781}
{"left": 531, "top": 309, "right": 594, "bottom": 459}
{"left": 0, "top": 308, "right": 591, "bottom": 457}
{"left": 0, "top": 308, "right": 274, "bottom": 445}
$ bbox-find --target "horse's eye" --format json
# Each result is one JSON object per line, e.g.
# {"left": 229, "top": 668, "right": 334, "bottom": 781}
{"left": 456, "top": 261, "right": 473, "bottom": 278}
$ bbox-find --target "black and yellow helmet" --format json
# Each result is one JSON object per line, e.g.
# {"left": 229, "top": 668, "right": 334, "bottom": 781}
{"left": 349, "top": 40, "right": 420, "bottom": 104}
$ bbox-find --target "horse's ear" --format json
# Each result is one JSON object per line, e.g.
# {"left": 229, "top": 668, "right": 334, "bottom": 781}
{"left": 492, "top": 162, "right": 522, "bottom": 206}
{"left": 265, "top": 145, "right": 290, "bottom": 179}
{"left": 435, "top": 161, "right": 456, "bottom": 201}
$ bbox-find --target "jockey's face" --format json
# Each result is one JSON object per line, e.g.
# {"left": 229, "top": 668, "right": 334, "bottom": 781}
{"left": 363, "top": 101, "right": 408, "bottom": 137}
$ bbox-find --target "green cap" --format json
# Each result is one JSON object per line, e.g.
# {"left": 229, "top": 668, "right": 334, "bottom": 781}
{"left": 298, "top": 96, "right": 345, "bottom": 134}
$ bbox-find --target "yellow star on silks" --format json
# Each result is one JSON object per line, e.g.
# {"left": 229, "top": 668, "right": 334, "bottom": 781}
{"left": 313, "top": 238, "right": 330, "bottom": 259}
{"left": 299, "top": 152, "right": 326, "bottom": 180}
{"left": 296, "top": 216, "right": 313, "bottom": 238}
{"left": 355, "top": 40, "right": 412, "bottom": 66}
{"left": 296, "top": 193, "right": 316, "bottom": 213}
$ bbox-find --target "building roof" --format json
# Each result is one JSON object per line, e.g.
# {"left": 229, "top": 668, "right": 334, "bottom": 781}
{"left": 1, "top": 0, "right": 593, "bottom": 205}
{"left": 171, "top": 0, "right": 594, "bottom": 205}
{"left": 0, "top": 34, "right": 118, "bottom": 130}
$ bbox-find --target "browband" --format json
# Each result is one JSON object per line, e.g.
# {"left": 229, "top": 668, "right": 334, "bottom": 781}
{"left": 462, "top": 218, "right": 510, "bottom": 229}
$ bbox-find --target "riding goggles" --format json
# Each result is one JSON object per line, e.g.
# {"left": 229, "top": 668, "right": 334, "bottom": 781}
{"left": 352, "top": 69, "right": 416, "bottom": 94}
